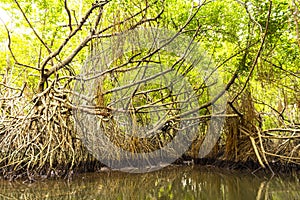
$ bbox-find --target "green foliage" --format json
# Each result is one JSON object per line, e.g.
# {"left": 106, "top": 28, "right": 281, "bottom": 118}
{"left": 0, "top": 1, "right": 298, "bottom": 110}
{"left": 1, "top": 0, "right": 300, "bottom": 177}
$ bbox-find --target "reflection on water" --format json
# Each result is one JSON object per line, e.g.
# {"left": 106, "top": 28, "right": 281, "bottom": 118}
{"left": 0, "top": 165, "right": 299, "bottom": 199}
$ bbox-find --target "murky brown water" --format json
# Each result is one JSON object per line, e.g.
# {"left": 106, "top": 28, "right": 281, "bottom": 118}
{"left": 0, "top": 165, "right": 299, "bottom": 200}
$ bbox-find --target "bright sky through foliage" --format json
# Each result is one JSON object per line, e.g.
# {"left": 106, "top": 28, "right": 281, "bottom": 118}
{"left": 0, "top": 7, "right": 10, "bottom": 24}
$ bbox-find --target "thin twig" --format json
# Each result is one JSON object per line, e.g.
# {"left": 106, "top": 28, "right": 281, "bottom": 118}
{"left": 13, "top": 0, "right": 52, "bottom": 53}
{"left": 64, "top": 0, "right": 73, "bottom": 32}
{"left": 231, "top": 1, "right": 273, "bottom": 103}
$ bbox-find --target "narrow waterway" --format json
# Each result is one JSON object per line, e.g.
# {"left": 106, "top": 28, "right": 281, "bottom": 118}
{"left": 0, "top": 165, "right": 299, "bottom": 199}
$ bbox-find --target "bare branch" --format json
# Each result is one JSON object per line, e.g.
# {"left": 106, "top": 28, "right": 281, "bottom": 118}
{"left": 0, "top": 18, "right": 40, "bottom": 72}
{"left": 41, "top": 1, "right": 109, "bottom": 77}
{"left": 230, "top": 0, "right": 273, "bottom": 103}
{"left": 0, "top": 82, "right": 27, "bottom": 100}
{"left": 13, "top": 0, "right": 52, "bottom": 54}
{"left": 64, "top": 0, "right": 73, "bottom": 32}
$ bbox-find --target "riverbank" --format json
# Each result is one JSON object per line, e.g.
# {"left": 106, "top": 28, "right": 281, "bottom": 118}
{"left": 4, "top": 155, "right": 300, "bottom": 182}
{"left": 1, "top": 93, "right": 299, "bottom": 180}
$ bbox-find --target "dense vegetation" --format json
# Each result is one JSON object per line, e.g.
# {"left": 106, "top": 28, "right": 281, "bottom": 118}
{"left": 0, "top": 0, "right": 299, "bottom": 179}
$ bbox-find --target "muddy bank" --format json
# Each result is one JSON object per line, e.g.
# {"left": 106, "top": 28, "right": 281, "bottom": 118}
{"left": 2, "top": 154, "right": 300, "bottom": 182}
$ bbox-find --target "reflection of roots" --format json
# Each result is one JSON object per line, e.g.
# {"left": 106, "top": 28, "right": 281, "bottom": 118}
{"left": 101, "top": 118, "right": 177, "bottom": 153}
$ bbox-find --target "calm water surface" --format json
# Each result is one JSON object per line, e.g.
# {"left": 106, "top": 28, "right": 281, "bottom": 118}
{"left": 0, "top": 165, "right": 299, "bottom": 199}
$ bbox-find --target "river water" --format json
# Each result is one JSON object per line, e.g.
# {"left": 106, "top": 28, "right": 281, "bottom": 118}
{"left": 0, "top": 165, "right": 299, "bottom": 199}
